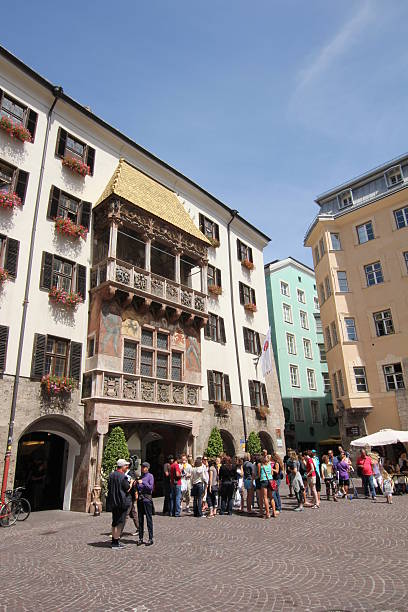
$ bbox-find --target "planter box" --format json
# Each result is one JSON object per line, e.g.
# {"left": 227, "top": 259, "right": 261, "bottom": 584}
{"left": 255, "top": 406, "right": 270, "bottom": 420}
{"left": 207, "top": 237, "right": 220, "bottom": 248}
{"left": 241, "top": 258, "right": 255, "bottom": 271}
{"left": 55, "top": 217, "right": 88, "bottom": 240}
{"left": 0, "top": 116, "right": 32, "bottom": 143}
{"left": 244, "top": 302, "right": 257, "bottom": 313}
{"left": 41, "top": 374, "right": 77, "bottom": 396}
{"left": 0, "top": 268, "right": 9, "bottom": 284}
{"left": 62, "top": 156, "right": 90, "bottom": 177}
{"left": 208, "top": 284, "right": 222, "bottom": 296}
{"left": 214, "top": 400, "right": 232, "bottom": 415}
{"left": 49, "top": 286, "right": 83, "bottom": 309}
{"left": 0, "top": 192, "right": 22, "bottom": 210}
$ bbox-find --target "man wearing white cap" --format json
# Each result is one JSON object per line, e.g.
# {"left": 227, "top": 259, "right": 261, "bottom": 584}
{"left": 107, "top": 459, "right": 134, "bottom": 549}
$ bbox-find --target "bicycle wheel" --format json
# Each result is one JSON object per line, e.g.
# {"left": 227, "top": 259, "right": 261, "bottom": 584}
{"left": 16, "top": 498, "right": 31, "bottom": 521}
{"left": 0, "top": 502, "right": 18, "bottom": 527}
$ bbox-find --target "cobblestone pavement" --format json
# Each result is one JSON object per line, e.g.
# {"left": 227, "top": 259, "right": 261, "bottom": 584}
{"left": 1, "top": 487, "right": 407, "bottom": 612}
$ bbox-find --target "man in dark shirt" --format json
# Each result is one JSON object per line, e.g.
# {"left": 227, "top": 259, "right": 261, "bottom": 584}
{"left": 107, "top": 459, "right": 133, "bottom": 549}
{"left": 162, "top": 455, "right": 173, "bottom": 515}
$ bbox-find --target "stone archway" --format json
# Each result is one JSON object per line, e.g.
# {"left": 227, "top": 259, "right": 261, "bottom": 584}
{"left": 259, "top": 430, "right": 274, "bottom": 454}
{"left": 220, "top": 429, "right": 236, "bottom": 457}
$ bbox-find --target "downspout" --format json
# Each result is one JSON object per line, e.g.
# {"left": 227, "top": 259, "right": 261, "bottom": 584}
{"left": 227, "top": 210, "right": 248, "bottom": 445}
{"left": 1, "top": 86, "right": 63, "bottom": 503}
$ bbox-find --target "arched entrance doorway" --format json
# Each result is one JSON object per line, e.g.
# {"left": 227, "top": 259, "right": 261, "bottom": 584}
{"left": 259, "top": 431, "right": 274, "bottom": 454}
{"left": 220, "top": 429, "right": 236, "bottom": 457}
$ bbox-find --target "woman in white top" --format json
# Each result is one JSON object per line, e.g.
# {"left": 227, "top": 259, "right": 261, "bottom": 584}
{"left": 191, "top": 457, "right": 206, "bottom": 517}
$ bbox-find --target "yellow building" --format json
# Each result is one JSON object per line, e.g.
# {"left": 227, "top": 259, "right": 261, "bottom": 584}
{"left": 305, "top": 155, "right": 408, "bottom": 446}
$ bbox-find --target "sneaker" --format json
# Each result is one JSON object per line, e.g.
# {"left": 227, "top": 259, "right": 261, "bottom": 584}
{"left": 372, "top": 498, "right": 377, "bottom": 503}
{"left": 112, "top": 542, "right": 125, "bottom": 549}
{"left": 293, "top": 506, "right": 303, "bottom": 512}
{"left": 136, "top": 540, "right": 144, "bottom": 546}
{"left": 145, "top": 540, "right": 154, "bottom": 546}
{"left": 132, "top": 531, "right": 139, "bottom": 536}
{"left": 311, "top": 504, "right": 320, "bottom": 509}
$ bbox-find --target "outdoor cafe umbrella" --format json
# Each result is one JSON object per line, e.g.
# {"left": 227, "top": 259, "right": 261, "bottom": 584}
{"left": 350, "top": 428, "right": 408, "bottom": 447}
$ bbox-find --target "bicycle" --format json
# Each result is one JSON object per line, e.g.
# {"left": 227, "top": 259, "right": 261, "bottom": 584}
{"left": 6, "top": 487, "right": 31, "bottom": 522}
{"left": 0, "top": 500, "right": 17, "bottom": 527}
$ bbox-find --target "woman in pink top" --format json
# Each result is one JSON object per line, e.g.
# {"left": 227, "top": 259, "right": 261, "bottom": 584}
{"left": 306, "top": 450, "right": 319, "bottom": 508}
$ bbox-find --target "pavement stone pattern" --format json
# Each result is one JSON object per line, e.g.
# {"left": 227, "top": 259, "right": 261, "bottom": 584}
{"left": 0, "top": 485, "right": 407, "bottom": 612}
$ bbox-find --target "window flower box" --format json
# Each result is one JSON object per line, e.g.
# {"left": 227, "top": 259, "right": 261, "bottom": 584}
{"left": 0, "top": 268, "right": 9, "bottom": 284}
{"left": 0, "top": 192, "right": 22, "bottom": 210}
{"left": 241, "top": 258, "right": 255, "bottom": 271}
{"left": 41, "top": 374, "right": 77, "bottom": 396}
{"left": 214, "top": 400, "right": 232, "bottom": 415}
{"left": 48, "top": 286, "right": 83, "bottom": 309}
{"left": 54, "top": 216, "right": 88, "bottom": 240}
{"left": 255, "top": 405, "right": 270, "bottom": 420}
{"left": 61, "top": 156, "right": 90, "bottom": 177}
{"left": 207, "top": 237, "right": 220, "bottom": 248}
{"left": 0, "top": 115, "right": 32, "bottom": 143}
{"left": 244, "top": 302, "right": 257, "bottom": 313}
{"left": 208, "top": 284, "right": 222, "bottom": 296}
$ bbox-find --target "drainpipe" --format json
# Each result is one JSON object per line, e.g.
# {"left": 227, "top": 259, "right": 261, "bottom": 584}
{"left": 227, "top": 210, "right": 248, "bottom": 446}
{"left": 1, "top": 86, "right": 63, "bottom": 504}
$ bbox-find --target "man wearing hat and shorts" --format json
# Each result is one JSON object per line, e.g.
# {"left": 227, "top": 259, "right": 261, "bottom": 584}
{"left": 107, "top": 459, "right": 134, "bottom": 549}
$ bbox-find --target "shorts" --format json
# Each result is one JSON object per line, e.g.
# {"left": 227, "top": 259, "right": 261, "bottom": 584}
{"left": 339, "top": 478, "right": 350, "bottom": 487}
{"left": 111, "top": 506, "right": 129, "bottom": 527}
{"left": 260, "top": 481, "right": 269, "bottom": 489}
{"left": 315, "top": 474, "right": 321, "bottom": 493}
{"left": 307, "top": 476, "right": 316, "bottom": 485}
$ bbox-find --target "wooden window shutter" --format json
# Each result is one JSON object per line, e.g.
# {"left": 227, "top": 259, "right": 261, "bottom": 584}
{"left": 251, "top": 288, "right": 256, "bottom": 305}
{"left": 4, "top": 238, "right": 19, "bottom": 278}
{"left": 248, "top": 380, "right": 256, "bottom": 407}
{"left": 0, "top": 325, "right": 9, "bottom": 373}
{"left": 40, "top": 252, "right": 53, "bottom": 290}
{"left": 261, "top": 383, "right": 269, "bottom": 406}
{"left": 199, "top": 213, "right": 204, "bottom": 233}
{"left": 255, "top": 332, "right": 261, "bottom": 355}
{"left": 216, "top": 268, "right": 222, "bottom": 287}
{"left": 15, "top": 170, "right": 28, "bottom": 204}
{"left": 69, "top": 341, "right": 82, "bottom": 381}
{"left": 56, "top": 127, "right": 67, "bottom": 157}
{"left": 219, "top": 317, "right": 226, "bottom": 344}
{"left": 223, "top": 374, "right": 231, "bottom": 402}
{"left": 214, "top": 222, "right": 220, "bottom": 242}
{"left": 248, "top": 247, "right": 253, "bottom": 263}
{"left": 207, "top": 370, "right": 215, "bottom": 402}
{"left": 31, "top": 333, "right": 46, "bottom": 379}
{"left": 239, "top": 282, "right": 244, "bottom": 304}
{"left": 237, "top": 239, "right": 242, "bottom": 260}
{"left": 26, "top": 109, "right": 38, "bottom": 141}
{"left": 80, "top": 201, "right": 91, "bottom": 230}
{"left": 86, "top": 146, "right": 95, "bottom": 175}
{"left": 204, "top": 318, "right": 210, "bottom": 339}
{"left": 76, "top": 264, "right": 87, "bottom": 299}
{"left": 243, "top": 328, "right": 249, "bottom": 352}
{"left": 47, "top": 186, "right": 60, "bottom": 219}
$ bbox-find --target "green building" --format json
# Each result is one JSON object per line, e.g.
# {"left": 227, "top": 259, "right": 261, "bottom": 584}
{"left": 264, "top": 258, "right": 339, "bottom": 452}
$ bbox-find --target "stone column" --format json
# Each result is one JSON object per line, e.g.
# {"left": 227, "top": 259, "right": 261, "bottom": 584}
{"left": 91, "top": 417, "right": 109, "bottom": 514}
{"left": 174, "top": 252, "right": 181, "bottom": 284}
{"left": 145, "top": 238, "right": 151, "bottom": 272}
{"left": 200, "top": 258, "right": 208, "bottom": 294}
{"left": 109, "top": 222, "right": 118, "bottom": 259}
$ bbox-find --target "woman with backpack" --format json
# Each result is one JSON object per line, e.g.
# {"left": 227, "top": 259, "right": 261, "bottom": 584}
{"left": 271, "top": 453, "right": 283, "bottom": 512}
{"left": 258, "top": 454, "right": 278, "bottom": 518}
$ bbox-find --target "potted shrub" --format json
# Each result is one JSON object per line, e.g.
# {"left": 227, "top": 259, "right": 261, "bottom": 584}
{"left": 208, "top": 284, "right": 222, "bottom": 296}
{"left": 0, "top": 116, "right": 32, "bottom": 143}
{"left": 48, "top": 286, "right": 83, "bottom": 309}
{"left": 41, "top": 374, "right": 77, "bottom": 396}
{"left": 241, "top": 258, "right": 255, "bottom": 271}
{"left": 0, "top": 192, "right": 22, "bottom": 210}
{"left": 54, "top": 216, "right": 88, "bottom": 240}
{"left": 61, "top": 156, "right": 90, "bottom": 177}
{"left": 244, "top": 302, "right": 257, "bottom": 313}
{"left": 255, "top": 405, "right": 270, "bottom": 420}
{"left": 0, "top": 268, "right": 9, "bottom": 284}
{"left": 207, "top": 237, "right": 220, "bottom": 248}
{"left": 214, "top": 400, "right": 232, "bottom": 416}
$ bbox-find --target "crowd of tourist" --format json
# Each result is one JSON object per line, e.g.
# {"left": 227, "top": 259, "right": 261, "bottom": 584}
{"left": 106, "top": 447, "right": 408, "bottom": 549}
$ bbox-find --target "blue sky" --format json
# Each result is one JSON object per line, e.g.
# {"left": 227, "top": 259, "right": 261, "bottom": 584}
{"left": 3, "top": 1, "right": 408, "bottom": 265}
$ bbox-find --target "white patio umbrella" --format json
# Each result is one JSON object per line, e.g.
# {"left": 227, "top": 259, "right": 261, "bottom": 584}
{"left": 350, "top": 428, "right": 408, "bottom": 447}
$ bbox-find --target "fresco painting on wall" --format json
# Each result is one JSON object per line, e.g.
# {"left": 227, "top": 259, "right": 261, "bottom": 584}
{"left": 99, "top": 302, "right": 122, "bottom": 355}
{"left": 186, "top": 335, "right": 200, "bottom": 372}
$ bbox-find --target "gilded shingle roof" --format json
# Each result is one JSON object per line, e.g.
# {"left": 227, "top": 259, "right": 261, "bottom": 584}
{"left": 95, "top": 159, "right": 210, "bottom": 245}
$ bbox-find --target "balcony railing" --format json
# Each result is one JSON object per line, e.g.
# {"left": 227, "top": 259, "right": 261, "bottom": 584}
{"left": 90, "top": 258, "right": 207, "bottom": 315}
{"left": 83, "top": 370, "right": 202, "bottom": 408}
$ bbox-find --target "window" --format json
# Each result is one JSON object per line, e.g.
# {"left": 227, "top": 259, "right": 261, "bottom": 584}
{"left": 365, "top": 261, "right": 384, "bottom": 286}
{"left": 207, "top": 370, "right": 231, "bottom": 402}
{"left": 325, "top": 326, "right": 332, "bottom": 350}
{"left": 56, "top": 128, "right": 95, "bottom": 175}
{"left": 123, "top": 340, "right": 137, "bottom": 374}
{"left": 243, "top": 328, "right": 261, "bottom": 354}
{"left": 0, "top": 325, "right": 9, "bottom": 373}
{"left": 330, "top": 233, "right": 341, "bottom": 250}
{"left": 31, "top": 334, "right": 82, "bottom": 381}
{"left": 141, "top": 349, "right": 153, "bottom": 376}
{"left": 290, "top": 364, "right": 300, "bottom": 387}
{"left": 337, "top": 271, "right": 349, "bottom": 293}
{"left": 157, "top": 353, "right": 168, "bottom": 379}
{"left": 314, "top": 314, "right": 323, "bottom": 333}
{"left": 354, "top": 367, "right": 368, "bottom": 392}
{"left": 0, "top": 159, "right": 28, "bottom": 204}
{"left": 338, "top": 190, "right": 353, "bottom": 209}
{"left": 297, "top": 289, "right": 305, "bottom": 303}
{"left": 319, "top": 283, "right": 325, "bottom": 305}
{"left": 303, "top": 338, "right": 312, "bottom": 359}
{"left": 237, "top": 239, "right": 253, "bottom": 263}
{"left": 383, "top": 363, "right": 405, "bottom": 391}
{"left": 300, "top": 310, "right": 309, "bottom": 329}
{"left": 330, "top": 322, "right": 338, "bottom": 346}
{"left": 333, "top": 372, "right": 339, "bottom": 399}
{"left": 322, "top": 372, "right": 331, "bottom": 393}
{"left": 157, "top": 333, "right": 168, "bottom": 350}
{"left": 171, "top": 352, "right": 182, "bottom": 381}
{"left": 249, "top": 380, "right": 268, "bottom": 407}
{"left": 239, "top": 282, "right": 256, "bottom": 306}
{"left": 87, "top": 337, "right": 95, "bottom": 358}
{"left": 283, "top": 303, "right": 292, "bottom": 323}
{"left": 293, "top": 398, "right": 304, "bottom": 422}
{"left": 0, "top": 90, "right": 38, "bottom": 141}
{"left": 47, "top": 186, "right": 91, "bottom": 229}
{"left": 338, "top": 370, "right": 345, "bottom": 396}
{"left": 394, "top": 205, "right": 408, "bottom": 229}
{"left": 357, "top": 221, "right": 374, "bottom": 244}
{"left": 404, "top": 252, "right": 408, "bottom": 272}
{"left": 307, "top": 368, "right": 316, "bottom": 390}
{"left": 141, "top": 328, "right": 154, "bottom": 347}
{"left": 319, "top": 238, "right": 325, "bottom": 258}
{"left": 45, "top": 337, "right": 69, "bottom": 377}
{"left": 199, "top": 213, "right": 219, "bottom": 244}
{"left": 311, "top": 400, "right": 321, "bottom": 423}
{"left": 373, "top": 309, "right": 394, "bottom": 336}
{"left": 207, "top": 265, "right": 222, "bottom": 289}
{"left": 314, "top": 246, "right": 320, "bottom": 265}
{"left": 324, "top": 276, "right": 332, "bottom": 298}
{"left": 319, "top": 343, "right": 327, "bottom": 362}
{"left": 40, "top": 252, "right": 86, "bottom": 299}
{"left": 314, "top": 297, "right": 319, "bottom": 310}
{"left": 286, "top": 333, "right": 296, "bottom": 355}
{"left": 0, "top": 233, "right": 19, "bottom": 278}
{"left": 344, "top": 317, "right": 357, "bottom": 341}
{"left": 205, "top": 313, "right": 226, "bottom": 344}
{"left": 385, "top": 166, "right": 403, "bottom": 187}
{"left": 280, "top": 281, "right": 290, "bottom": 297}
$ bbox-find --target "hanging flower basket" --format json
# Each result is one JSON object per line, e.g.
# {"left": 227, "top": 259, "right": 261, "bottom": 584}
{"left": 41, "top": 374, "right": 77, "bottom": 396}
{"left": 0, "top": 268, "right": 9, "bottom": 284}
{"left": 214, "top": 400, "right": 232, "bottom": 415}
{"left": 244, "top": 302, "right": 257, "bottom": 313}
{"left": 256, "top": 405, "right": 270, "bottom": 420}
{"left": 61, "top": 156, "right": 90, "bottom": 177}
{"left": 241, "top": 258, "right": 255, "bottom": 271}
{"left": 208, "top": 284, "right": 222, "bottom": 296}
{"left": 54, "top": 216, "right": 88, "bottom": 240}
{"left": 0, "top": 115, "right": 32, "bottom": 143}
{"left": 207, "top": 237, "right": 220, "bottom": 248}
{"left": 0, "top": 192, "right": 22, "bottom": 210}
{"left": 48, "top": 286, "right": 83, "bottom": 309}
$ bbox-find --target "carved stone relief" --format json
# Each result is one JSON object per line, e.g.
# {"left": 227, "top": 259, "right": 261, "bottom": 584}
{"left": 173, "top": 384, "right": 185, "bottom": 405}
{"left": 123, "top": 378, "right": 138, "bottom": 400}
{"left": 141, "top": 380, "right": 155, "bottom": 402}
{"left": 186, "top": 386, "right": 198, "bottom": 406}
{"left": 157, "top": 383, "right": 171, "bottom": 403}
{"left": 103, "top": 376, "right": 120, "bottom": 398}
